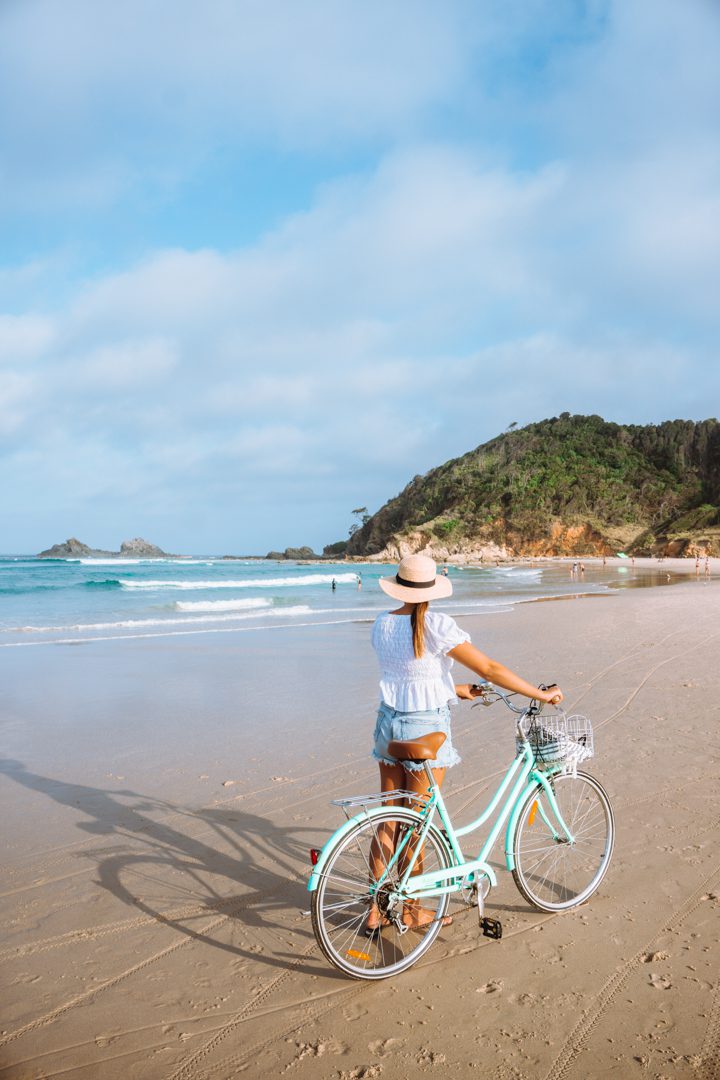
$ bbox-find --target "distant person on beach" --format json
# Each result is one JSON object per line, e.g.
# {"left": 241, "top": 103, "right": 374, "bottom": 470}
{"left": 441, "top": 566, "right": 449, "bottom": 576}
{"left": 357, "top": 574, "right": 362, "bottom": 589}
{"left": 366, "top": 555, "right": 564, "bottom": 935}
{"left": 571, "top": 562, "right": 578, "bottom": 576}
{"left": 331, "top": 578, "right": 336, "bottom": 592}
{"left": 579, "top": 562, "right": 585, "bottom": 575}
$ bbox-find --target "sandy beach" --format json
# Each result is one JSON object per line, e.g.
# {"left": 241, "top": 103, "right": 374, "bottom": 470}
{"left": 1, "top": 573, "right": 719, "bottom": 1079}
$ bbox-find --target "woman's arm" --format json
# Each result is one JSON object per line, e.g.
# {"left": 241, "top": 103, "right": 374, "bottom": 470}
{"left": 448, "top": 641, "right": 564, "bottom": 705}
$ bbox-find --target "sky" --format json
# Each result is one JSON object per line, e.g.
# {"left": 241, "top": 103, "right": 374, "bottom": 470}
{"left": 1, "top": 0, "right": 719, "bottom": 555}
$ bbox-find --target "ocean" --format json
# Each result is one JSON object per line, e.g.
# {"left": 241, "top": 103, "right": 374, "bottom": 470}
{"left": 0, "top": 556, "right": 666, "bottom": 649}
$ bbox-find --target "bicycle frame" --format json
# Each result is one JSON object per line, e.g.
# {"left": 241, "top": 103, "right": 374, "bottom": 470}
{"left": 307, "top": 740, "right": 575, "bottom": 898}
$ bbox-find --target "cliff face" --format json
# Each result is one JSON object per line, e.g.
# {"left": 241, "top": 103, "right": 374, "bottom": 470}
{"left": 347, "top": 415, "right": 720, "bottom": 560}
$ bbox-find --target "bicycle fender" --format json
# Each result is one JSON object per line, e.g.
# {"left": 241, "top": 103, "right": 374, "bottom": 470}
{"left": 504, "top": 772, "right": 556, "bottom": 871}
{"left": 307, "top": 806, "right": 422, "bottom": 892}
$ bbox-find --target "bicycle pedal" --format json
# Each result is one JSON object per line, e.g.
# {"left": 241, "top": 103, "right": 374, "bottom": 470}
{"left": 480, "top": 917, "right": 502, "bottom": 940}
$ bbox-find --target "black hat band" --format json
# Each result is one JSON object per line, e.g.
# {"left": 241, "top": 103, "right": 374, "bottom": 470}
{"left": 395, "top": 573, "right": 435, "bottom": 589}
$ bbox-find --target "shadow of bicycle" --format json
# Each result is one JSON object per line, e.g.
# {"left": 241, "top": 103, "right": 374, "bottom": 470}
{"left": 0, "top": 757, "right": 340, "bottom": 977}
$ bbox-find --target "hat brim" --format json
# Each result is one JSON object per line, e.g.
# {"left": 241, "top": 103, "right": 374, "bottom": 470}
{"left": 379, "top": 574, "right": 453, "bottom": 603}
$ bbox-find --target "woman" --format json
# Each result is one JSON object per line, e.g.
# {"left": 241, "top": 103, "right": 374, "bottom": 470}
{"left": 367, "top": 554, "right": 564, "bottom": 933}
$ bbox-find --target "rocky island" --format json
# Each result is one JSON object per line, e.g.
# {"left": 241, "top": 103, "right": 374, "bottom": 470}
{"left": 38, "top": 537, "right": 173, "bottom": 558}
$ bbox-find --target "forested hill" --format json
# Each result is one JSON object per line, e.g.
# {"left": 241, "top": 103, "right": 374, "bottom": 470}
{"left": 346, "top": 415, "right": 720, "bottom": 559}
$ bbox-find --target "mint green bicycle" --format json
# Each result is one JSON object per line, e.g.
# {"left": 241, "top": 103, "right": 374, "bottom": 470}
{"left": 307, "top": 684, "right": 614, "bottom": 980}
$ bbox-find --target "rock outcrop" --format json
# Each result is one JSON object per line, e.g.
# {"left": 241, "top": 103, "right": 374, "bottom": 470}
{"left": 119, "top": 538, "right": 168, "bottom": 557}
{"left": 38, "top": 537, "right": 172, "bottom": 558}
{"left": 265, "top": 546, "right": 321, "bottom": 561}
{"left": 38, "top": 538, "right": 101, "bottom": 558}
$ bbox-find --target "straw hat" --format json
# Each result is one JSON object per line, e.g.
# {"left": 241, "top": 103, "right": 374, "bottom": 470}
{"left": 379, "top": 554, "right": 453, "bottom": 603}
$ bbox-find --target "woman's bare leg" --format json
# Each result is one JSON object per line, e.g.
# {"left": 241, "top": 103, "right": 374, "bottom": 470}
{"left": 401, "top": 766, "right": 452, "bottom": 928}
{"left": 366, "top": 763, "right": 405, "bottom": 932}
{"left": 367, "top": 762, "right": 452, "bottom": 932}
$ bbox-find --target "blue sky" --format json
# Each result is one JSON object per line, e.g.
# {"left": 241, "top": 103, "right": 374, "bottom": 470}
{"left": 1, "top": 0, "right": 718, "bottom": 554}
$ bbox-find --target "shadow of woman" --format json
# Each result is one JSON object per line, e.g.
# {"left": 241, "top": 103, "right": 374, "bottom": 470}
{"left": 0, "top": 757, "right": 336, "bottom": 976}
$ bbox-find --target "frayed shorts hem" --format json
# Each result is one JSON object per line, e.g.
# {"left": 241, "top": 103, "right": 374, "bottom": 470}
{"left": 371, "top": 749, "right": 461, "bottom": 772}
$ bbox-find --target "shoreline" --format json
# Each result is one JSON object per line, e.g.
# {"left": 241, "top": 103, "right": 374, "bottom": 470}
{"left": 1, "top": 581, "right": 719, "bottom": 1078}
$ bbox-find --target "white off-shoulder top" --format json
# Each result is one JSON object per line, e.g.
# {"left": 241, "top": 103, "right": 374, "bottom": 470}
{"left": 371, "top": 610, "right": 471, "bottom": 712}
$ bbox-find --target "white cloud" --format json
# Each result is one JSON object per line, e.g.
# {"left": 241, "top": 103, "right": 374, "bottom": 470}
{"left": 0, "top": 314, "right": 55, "bottom": 362}
{"left": 0, "top": 371, "right": 37, "bottom": 437}
{"left": 79, "top": 338, "right": 177, "bottom": 390}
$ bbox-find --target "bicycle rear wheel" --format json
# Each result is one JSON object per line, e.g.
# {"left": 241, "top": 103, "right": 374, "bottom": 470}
{"left": 512, "top": 771, "right": 614, "bottom": 912}
{"left": 311, "top": 809, "right": 453, "bottom": 979}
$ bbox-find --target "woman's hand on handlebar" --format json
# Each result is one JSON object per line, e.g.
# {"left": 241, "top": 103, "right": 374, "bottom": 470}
{"left": 455, "top": 683, "right": 486, "bottom": 701}
{"left": 538, "top": 685, "right": 564, "bottom": 706}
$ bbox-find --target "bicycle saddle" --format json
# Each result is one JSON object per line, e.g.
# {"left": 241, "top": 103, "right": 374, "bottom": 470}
{"left": 387, "top": 731, "right": 446, "bottom": 763}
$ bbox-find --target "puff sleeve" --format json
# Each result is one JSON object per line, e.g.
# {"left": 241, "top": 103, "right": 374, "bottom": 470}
{"left": 425, "top": 612, "right": 471, "bottom": 655}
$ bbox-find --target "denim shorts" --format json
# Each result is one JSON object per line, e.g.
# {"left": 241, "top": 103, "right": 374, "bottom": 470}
{"left": 372, "top": 701, "right": 461, "bottom": 772}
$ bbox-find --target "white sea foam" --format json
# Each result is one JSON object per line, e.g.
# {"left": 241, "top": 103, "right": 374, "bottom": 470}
{"left": 6, "top": 605, "right": 314, "bottom": 635}
{"left": 120, "top": 573, "right": 359, "bottom": 590}
{"left": 175, "top": 598, "right": 271, "bottom": 612}
{"left": 494, "top": 568, "right": 542, "bottom": 578}
{"left": 73, "top": 558, "right": 217, "bottom": 565}
{"left": 1, "top": 615, "right": 367, "bottom": 647}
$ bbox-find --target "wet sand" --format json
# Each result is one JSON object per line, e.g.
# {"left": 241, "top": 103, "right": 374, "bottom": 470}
{"left": 1, "top": 578, "right": 719, "bottom": 1079}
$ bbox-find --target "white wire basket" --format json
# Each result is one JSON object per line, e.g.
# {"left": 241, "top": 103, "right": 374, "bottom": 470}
{"left": 517, "top": 712, "right": 594, "bottom": 767}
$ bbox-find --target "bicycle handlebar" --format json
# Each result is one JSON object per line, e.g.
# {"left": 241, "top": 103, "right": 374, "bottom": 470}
{"left": 471, "top": 681, "right": 561, "bottom": 736}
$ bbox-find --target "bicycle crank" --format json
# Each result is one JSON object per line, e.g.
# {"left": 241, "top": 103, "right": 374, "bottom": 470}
{"left": 475, "top": 875, "right": 502, "bottom": 939}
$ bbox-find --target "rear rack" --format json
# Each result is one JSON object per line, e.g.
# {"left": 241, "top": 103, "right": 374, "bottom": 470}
{"left": 332, "top": 789, "right": 431, "bottom": 819}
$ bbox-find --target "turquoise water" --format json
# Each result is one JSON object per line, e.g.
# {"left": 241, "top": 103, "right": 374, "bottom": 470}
{"left": 0, "top": 555, "right": 650, "bottom": 648}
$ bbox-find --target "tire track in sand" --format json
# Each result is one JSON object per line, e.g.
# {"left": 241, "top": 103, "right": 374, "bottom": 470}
{"left": 594, "top": 630, "right": 720, "bottom": 733}
{"left": 540, "top": 862, "right": 720, "bottom": 1080}
{"left": 0, "top": 883, "right": 290, "bottom": 962}
{"left": 0, "top": 877, "right": 305, "bottom": 1050}
{"left": 699, "top": 977, "right": 720, "bottom": 1080}
{"left": 168, "top": 936, "right": 323, "bottom": 1080}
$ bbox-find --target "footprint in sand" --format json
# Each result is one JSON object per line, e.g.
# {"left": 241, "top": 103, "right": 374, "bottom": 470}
{"left": 417, "top": 1048, "right": 446, "bottom": 1065}
{"left": 290, "top": 1038, "right": 347, "bottom": 1063}
{"left": 343, "top": 1003, "right": 369, "bottom": 1022}
{"left": 643, "top": 950, "right": 670, "bottom": 962}
{"left": 368, "top": 1038, "right": 404, "bottom": 1057}
{"left": 476, "top": 979, "right": 503, "bottom": 994}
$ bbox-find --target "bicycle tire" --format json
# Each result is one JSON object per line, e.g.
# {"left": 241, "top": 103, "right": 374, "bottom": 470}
{"left": 512, "top": 771, "right": 614, "bottom": 912}
{"left": 311, "top": 808, "right": 453, "bottom": 980}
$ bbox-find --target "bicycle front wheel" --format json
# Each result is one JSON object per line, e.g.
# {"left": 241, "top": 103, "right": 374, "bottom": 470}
{"left": 512, "top": 771, "right": 614, "bottom": 912}
{"left": 311, "top": 809, "right": 453, "bottom": 980}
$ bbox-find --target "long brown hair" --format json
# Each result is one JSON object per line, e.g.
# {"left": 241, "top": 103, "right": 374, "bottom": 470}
{"left": 410, "top": 601, "right": 429, "bottom": 658}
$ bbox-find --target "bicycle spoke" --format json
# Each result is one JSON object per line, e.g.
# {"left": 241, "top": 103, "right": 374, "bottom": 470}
{"left": 513, "top": 773, "right": 614, "bottom": 911}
